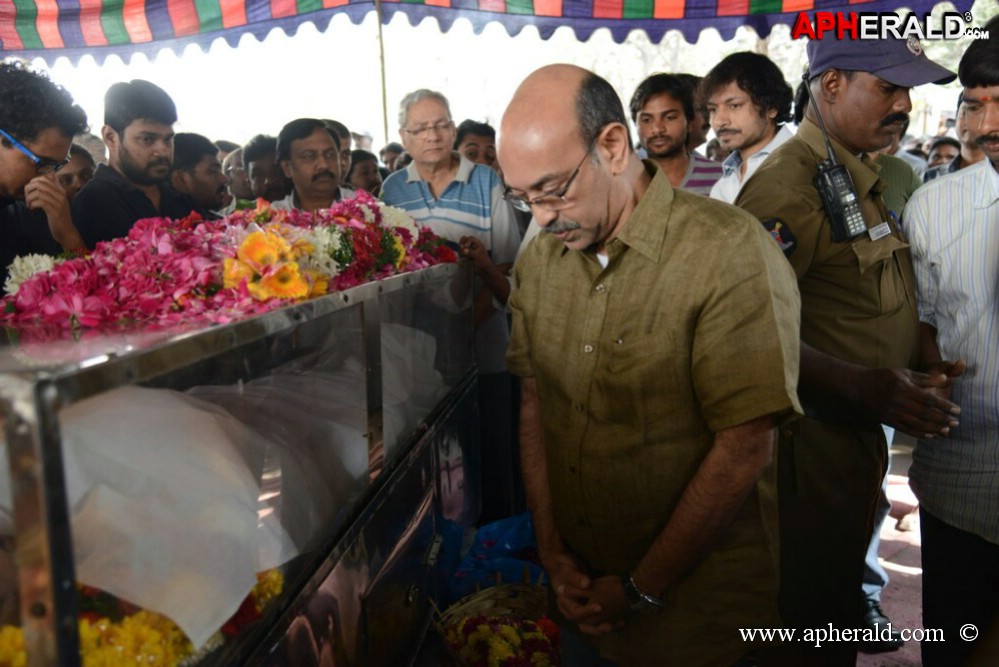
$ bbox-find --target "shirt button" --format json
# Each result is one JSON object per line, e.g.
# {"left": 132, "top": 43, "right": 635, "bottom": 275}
{"left": 568, "top": 466, "right": 576, "bottom": 474}
{"left": 573, "top": 403, "right": 584, "bottom": 413}
{"left": 594, "top": 284, "right": 606, "bottom": 293}
{"left": 615, "top": 338, "right": 624, "bottom": 345}
{"left": 583, "top": 344, "right": 593, "bottom": 353}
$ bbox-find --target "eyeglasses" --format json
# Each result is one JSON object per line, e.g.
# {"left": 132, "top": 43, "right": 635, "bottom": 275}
{"left": 0, "top": 128, "right": 70, "bottom": 174}
{"left": 503, "top": 146, "right": 593, "bottom": 213}
{"left": 294, "top": 148, "right": 339, "bottom": 165}
{"left": 402, "top": 120, "right": 455, "bottom": 138}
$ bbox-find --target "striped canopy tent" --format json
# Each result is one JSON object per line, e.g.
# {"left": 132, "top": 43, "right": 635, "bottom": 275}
{"left": 0, "top": 0, "right": 976, "bottom": 65}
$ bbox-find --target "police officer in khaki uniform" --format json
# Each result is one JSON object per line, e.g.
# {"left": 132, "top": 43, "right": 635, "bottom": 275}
{"left": 736, "top": 38, "right": 964, "bottom": 665}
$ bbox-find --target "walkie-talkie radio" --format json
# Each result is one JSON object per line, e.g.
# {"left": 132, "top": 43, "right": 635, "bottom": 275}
{"left": 803, "top": 75, "right": 868, "bottom": 243}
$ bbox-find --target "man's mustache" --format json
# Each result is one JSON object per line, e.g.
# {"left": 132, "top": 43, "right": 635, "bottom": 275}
{"left": 880, "top": 113, "right": 910, "bottom": 127}
{"left": 543, "top": 220, "right": 582, "bottom": 235}
{"left": 975, "top": 133, "right": 999, "bottom": 147}
{"left": 312, "top": 171, "right": 337, "bottom": 182}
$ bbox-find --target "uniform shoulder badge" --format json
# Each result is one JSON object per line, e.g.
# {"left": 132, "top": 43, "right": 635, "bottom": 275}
{"left": 761, "top": 218, "right": 796, "bottom": 257}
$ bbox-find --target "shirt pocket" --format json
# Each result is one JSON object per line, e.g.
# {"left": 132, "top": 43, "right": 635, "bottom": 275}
{"left": 849, "top": 234, "right": 911, "bottom": 316}
{"left": 600, "top": 331, "right": 694, "bottom": 430}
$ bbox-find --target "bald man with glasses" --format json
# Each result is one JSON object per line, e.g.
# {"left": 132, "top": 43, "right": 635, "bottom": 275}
{"left": 0, "top": 61, "right": 89, "bottom": 291}
{"left": 500, "top": 65, "right": 801, "bottom": 666}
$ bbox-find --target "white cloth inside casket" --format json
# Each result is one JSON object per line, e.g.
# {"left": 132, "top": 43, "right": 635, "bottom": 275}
{"left": 184, "top": 324, "right": 448, "bottom": 550}
{"left": 380, "top": 323, "right": 450, "bottom": 448}
{"left": 58, "top": 387, "right": 295, "bottom": 648}
{"left": 0, "top": 324, "right": 448, "bottom": 648}
{"left": 187, "top": 358, "right": 371, "bottom": 553}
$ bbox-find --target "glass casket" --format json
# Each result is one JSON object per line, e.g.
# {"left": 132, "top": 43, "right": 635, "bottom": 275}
{"left": 0, "top": 261, "right": 478, "bottom": 666}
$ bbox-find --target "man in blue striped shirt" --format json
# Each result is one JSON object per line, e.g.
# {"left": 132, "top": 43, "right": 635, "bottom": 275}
{"left": 382, "top": 89, "right": 521, "bottom": 522}
{"left": 904, "top": 22, "right": 999, "bottom": 667}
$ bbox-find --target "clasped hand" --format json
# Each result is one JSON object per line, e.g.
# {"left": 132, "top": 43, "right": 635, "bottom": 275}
{"left": 547, "top": 552, "right": 630, "bottom": 636}
{"left": 861, "top": 361, "right": 966, "bottom": 439}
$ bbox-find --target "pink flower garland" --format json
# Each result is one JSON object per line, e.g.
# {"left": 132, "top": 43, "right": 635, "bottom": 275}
{"left": 1, "top": 192, "right": 457, "bottom": 334}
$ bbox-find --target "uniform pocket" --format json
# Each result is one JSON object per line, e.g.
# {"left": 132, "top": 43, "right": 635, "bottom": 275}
{"left": 849, "top": 234, "right": 911, "bottom": 315}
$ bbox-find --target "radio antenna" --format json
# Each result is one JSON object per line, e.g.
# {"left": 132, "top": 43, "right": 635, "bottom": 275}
{"left": 802, "top": 71, "right": 840, "bottom": 166}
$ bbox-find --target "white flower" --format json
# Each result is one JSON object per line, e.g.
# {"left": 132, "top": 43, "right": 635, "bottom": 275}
{"left": 380, "top": 204, "right": 421, "bottom": 238}
{"left": 299, "top": 226, "right": 343, "bottom": 277}
{"left": 4, "top": 253, "right": 57, "bottom": 295}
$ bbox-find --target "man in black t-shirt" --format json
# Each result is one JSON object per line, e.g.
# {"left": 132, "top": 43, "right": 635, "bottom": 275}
{"left": 72, "top": 80, "right": 197, "bottom": 247}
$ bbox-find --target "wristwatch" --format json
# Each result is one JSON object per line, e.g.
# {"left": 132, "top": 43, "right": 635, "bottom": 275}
{"left": 621, "top": 574, "right": 665, "bottom": 614}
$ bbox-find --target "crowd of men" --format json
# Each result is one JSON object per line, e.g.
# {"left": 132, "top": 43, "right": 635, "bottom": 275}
{"left": 0, "top": 16, "right": 996, "bottom": 666}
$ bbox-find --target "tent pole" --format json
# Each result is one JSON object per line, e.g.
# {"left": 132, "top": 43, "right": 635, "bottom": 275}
{"left": 376, "top": 0, "right": 389, "bottom": 148}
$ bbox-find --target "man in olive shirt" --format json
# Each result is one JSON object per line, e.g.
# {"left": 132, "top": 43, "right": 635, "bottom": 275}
{"left": 736, "top": 38, "right": 963, "bottom": 665}
{"left": 501, "top": 65, "right": 801, "bottom": 666}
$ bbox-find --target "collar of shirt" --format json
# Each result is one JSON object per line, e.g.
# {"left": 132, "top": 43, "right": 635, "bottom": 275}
{"left": 92, "top": 162, "right": 145, "bottom": 194}
{"left": 289, "top": 186, "right": 352, "bottom": 209}
{"left": 721, "top": 125, "right": 795, "bottom": 178}
{"left": 720, "top": 148, "right": 744, "bottom": 177}
{"left": 601, "top": 160, "right": 675, "bottom": 264}
{"left": 973, "top": 158, "right": 999, "bottom": 210}
{"left": 91, "top": 162, "right": 194, "bottom": 205}
{"left": 797, "top": 117, "right": 884, "bottom": 200}
{"left": 404, "top": 151, "right": 473, "bottom": 184}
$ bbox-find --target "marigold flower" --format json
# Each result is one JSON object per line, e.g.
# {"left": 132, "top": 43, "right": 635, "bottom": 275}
{"left": 238, "top": 231, "right": 291, "bottom": 268}
{"left": 249, "top": 264, "right": 309, "bottom": 301}
{"left": 223, "top": 257, "right": 255, "bottom": 289}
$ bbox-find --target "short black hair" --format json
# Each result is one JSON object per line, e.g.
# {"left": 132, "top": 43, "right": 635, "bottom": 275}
{"left": 380, "top": 142, "right": 403, "bottom": 157}
{"left": 322, "top": 119, "right": 349, "bottom": 147}
{"left": 0, "top": 61, "right": 88, "bottom": 143}
{"left": 215, "top": 139, "right": 239, "bottom": 154}
{"left": 103, "top": 80, "right": 177, "bottom": 133}
{"left": 68, "top": 143, "right": 96, "bottom": 165}
{"left": 346, "top": 149, "right": 378, "bottom": 182}
{"left": 454, "top": 120, "right": 496, "bottom": 149}
{"left": 928, "top": 136, "right": 960, "bottom": 154}
{"left": 578, "top": 72, "right": 633, "bottom": 151}
{"left": 629, "top": 73, "right": 694, "bottom": 123}
{"left": 277, "top": 118, "right": 337, "bottom": 161}
{"left": 172, "top": 133, "right": 218, "bottom": 172}
{"left": 243, "top": 134, "right": 277, "bottom": 165}
{"left": 701, "top": 52, "right": 793, "bottom": 125}
{"left": 793, "top": 79, "right": 809, "bottom": 124}
{"left": 958, "top": 17, "right": 999, "bottom": 88}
